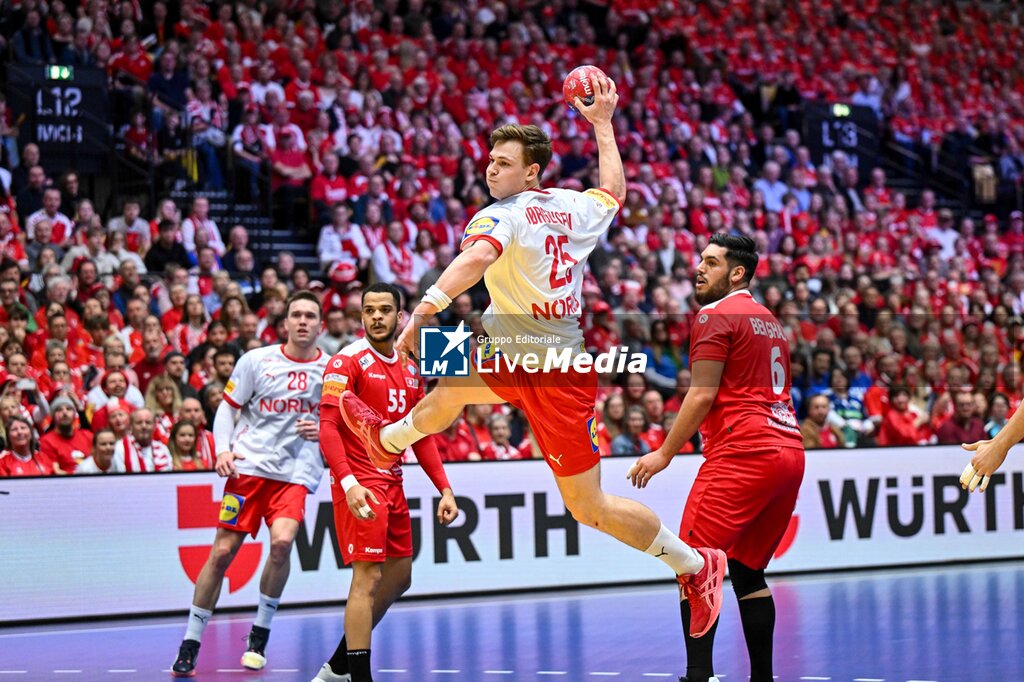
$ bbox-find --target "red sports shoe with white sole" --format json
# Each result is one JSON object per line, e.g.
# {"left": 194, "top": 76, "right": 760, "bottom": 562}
{"left": 677, "top": 547, "right": 727, "bottom": 638}
{"left": 339, "top": 391, "right": 401, "bottom": 470}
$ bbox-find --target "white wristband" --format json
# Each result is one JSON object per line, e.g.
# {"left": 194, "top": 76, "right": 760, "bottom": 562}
{"left": 422, "top": 285, "right": 452, "bottom": 312}
{"left": 340, "top": 475, "right": 359, "bottom": 493}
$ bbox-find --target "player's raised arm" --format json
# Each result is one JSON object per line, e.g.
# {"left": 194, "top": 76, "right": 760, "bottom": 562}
{"left": 961, "top": 402, "right": 1024, "bottom": 492}
{"left": 394, "top": 240, "right": 500, "bottom": 359}
{"left": 575, "top": 76, "right": 625, "bottom": 204}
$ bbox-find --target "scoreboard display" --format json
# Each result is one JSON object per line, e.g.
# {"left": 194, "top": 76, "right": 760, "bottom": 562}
{"left": 7, "top": 64, "right": 110, "bottom": 174}
{"left": 803, "top": 102, "right": 880, "bottom": 182}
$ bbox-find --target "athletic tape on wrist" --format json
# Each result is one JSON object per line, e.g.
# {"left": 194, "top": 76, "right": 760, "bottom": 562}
{"left": 422, "top": 285, "right": 452, "bottom": 312}
{"left": 341, "top": 475, "right": 359, "bottom": 493}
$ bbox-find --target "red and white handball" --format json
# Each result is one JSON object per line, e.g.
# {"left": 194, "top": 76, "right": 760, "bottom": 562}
{"left": 562, "top": 64, "right": 608, "bottom": 111}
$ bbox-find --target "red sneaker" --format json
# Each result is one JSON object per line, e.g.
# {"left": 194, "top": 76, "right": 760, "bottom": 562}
{"left": 677, "top": 547, "right": 727, "bottom": 638}
{"left": 339, "top": 391, "right": 401, "bottom": 470}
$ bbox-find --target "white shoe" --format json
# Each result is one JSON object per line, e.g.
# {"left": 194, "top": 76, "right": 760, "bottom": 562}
{"left": 240, "top": 650, "right": 266, "bottom": 670}
{"left": 312, "top": 662, "right": 351, "bottom": 682}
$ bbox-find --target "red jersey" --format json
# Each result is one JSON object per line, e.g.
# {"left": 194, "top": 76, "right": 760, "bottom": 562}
{"left": 689, "top": 290, "right": 803, "bottom": 457}
{"left": 0, "top": 450, "right": 55, "bottom": 476}
{"left": 321, "top": 338, "right": 425, "bottom": 486}
{"left": 39, "top": 429, "right": 94, "bottom": 473}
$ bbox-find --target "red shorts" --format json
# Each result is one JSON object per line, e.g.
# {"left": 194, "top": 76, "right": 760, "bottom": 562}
{"left": 679, "top": 446, "right": 804, "bottom": 570}
{"left": 331, "top": 481, "right": 412, "bottom": 565}
{"left": 478, "top": 358, "right": 599, "bottom": 476}
{"left": 218, "top": 474, "right": 308, "bottom": 538}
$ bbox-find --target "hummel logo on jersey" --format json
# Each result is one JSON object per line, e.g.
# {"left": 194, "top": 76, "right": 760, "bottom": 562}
{"left": 419, "top": 321, "right": 472, "bottom": 377}
{"left": 548, "top": 453, "right": 565, "bottom": 467}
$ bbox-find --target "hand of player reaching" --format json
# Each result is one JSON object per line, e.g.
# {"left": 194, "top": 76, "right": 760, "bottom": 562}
{"left": 960, "top": 438, "right": 1009, "bottom": 492}
{"left": 215, "top": 450, "right": 245, "bottom": 478}
{"left": 574, "top": 75, "right": 617, "bottom": 127}
{"left": 627, "top": 448, "right": 673, "bottom": 489}
{"left": 395, "top": 312, "right": 426, "bottom": 364}
{"left": 346, "top": 484, "right": 380, "bottom": 522}
{"left": 296, "top": 418, "right": 318, "bottom": 442}
{"left": 436, "top": 488, "right": 459, "bottom": 526}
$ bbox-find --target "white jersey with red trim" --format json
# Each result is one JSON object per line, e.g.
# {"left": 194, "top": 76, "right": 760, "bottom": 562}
{"left": 460, "top": 187, "right": 619, "bottom": 361}
{"left": 221, "top": 344, "right": 329, "bottom": 491}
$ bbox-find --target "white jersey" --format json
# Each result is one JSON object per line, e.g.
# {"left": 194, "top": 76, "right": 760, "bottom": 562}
{"left": 460, "top": 187, "right": 619, "bottom": 361}
{"left": 221, "top": 344, "right": 329, "bottom": 491}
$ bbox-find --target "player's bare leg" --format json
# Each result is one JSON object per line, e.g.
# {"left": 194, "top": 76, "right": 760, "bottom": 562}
{"left": 328, "top": 557, "right": 412, "bottom": 682}
{"left": 172, "top": 528, "right": 246, "bottom": 677}
{"left": 241, "top": 517, "right": 300, "bottom": 671}
{"left": 384, "top": 367, "right": 505, "bottom": 448}
{"left": 555, "top": 462, "right": 727, "bottom": 639}
{"left": 192, "top": 527, "right": 247, "bottom": 609}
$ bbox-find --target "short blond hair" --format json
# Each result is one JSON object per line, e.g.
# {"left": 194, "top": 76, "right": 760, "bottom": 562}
{"left": 490, "top": 124, "right": 552, "bottom": 177}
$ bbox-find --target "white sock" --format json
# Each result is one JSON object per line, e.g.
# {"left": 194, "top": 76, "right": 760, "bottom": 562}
{"left": 254, "top": 593, "right": 280, "bottom": 629}
{"left": 644, "top": 524, "right": 705, "bottom": 575}
{"left": 380, "top": 412, "right": 427, "bottom": 453}
{"left": 184, "top": 605, "right": 213, "bottom": 642}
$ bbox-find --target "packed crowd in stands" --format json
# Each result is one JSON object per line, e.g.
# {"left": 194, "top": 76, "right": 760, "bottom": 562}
{"left": 0, "top": 0, "right": 1022, "bottom": 476}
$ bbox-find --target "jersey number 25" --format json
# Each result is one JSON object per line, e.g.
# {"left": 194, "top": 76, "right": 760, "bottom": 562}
{"left": 545, "top": 234, "right": 578, "bottom": 289}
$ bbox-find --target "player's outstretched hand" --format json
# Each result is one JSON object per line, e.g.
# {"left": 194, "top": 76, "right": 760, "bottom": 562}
{"left": 215, "top": 450, "right": 245, "bottom": 478}
{"left": 395, "top": 313, "right": 423, "bottom": 364}
{"left": 627, "top": 448, "right": 672, "bottom": 489}
{"left": 575, "top": 75, "right": 618, "bottom": 127}
{"left": 346, "top": 484, "right": 379, "bottom": 522}
{"left": 437, "top": 488, "right": 459, "bottom": 526}
{"left": 960, "top": 438, "right": 1008, "bottom": 492}
{"left": 296, "top": 418, "right": 318, "bottom": 442}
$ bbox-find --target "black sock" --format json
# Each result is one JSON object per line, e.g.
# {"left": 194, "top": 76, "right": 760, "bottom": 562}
{"left": 679, "top": 600, "right": 718, "bottom": 682}
{"left": 327, "top": 635, "right": 349, "bottom": 675}
{"left": 737, "top": 595, "right": 775, "bottom": 682}
{"left": 347, "top": 648, "right": 372, "bottom": 682}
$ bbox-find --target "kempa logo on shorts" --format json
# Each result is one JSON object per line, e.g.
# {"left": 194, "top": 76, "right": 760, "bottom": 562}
{"left": 364, "top": 547, "right": 384, "bottom": 554}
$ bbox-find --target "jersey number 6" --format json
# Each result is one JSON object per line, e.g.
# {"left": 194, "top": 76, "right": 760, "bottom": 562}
{"left": 770, "top": 346, "right": 786, "bottom": 396}
{"left": 545, "top": 234, "right": 578, "bottom": 289}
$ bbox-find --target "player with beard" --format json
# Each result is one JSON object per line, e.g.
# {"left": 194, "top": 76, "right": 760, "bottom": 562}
{"left": 628, "top": 234, "right": 805, "bottom": 682}
{"left": 314, "top": 282, "right": 458, "bottom": 682}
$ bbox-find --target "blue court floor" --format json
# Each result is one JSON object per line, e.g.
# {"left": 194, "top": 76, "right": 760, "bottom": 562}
{"left": 2, "top": 561, "right": 1022, "bottom": 681}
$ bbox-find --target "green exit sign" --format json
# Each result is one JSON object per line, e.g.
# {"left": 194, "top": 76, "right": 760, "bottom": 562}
{"left": 46, "top": 65, "right": 74, "bottom": 81}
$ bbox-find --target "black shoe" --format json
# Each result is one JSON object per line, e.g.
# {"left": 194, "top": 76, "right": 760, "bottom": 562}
{"left": 171, "top": 639, "right": 200, "bottom": 677}
{"left": 240, "top": 625, "right": 270, "bottom": 670}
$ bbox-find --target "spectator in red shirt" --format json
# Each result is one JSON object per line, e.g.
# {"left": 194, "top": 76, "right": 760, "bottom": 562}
{"left": 479, "top": 414, "right": 529, "bottom": 461}
{"left": 0, "top": 416, "right": 52, "bottom": 477}
{"left": 876, "top": 386, "right": 932, "bottom": 446}
{"left": 436, "top": 416, "right": 481, "bottom": 462}
{"left": 39, "top": 395, "right": 93, "bottom": 473}
{"left": 935, "top": 391, "right": 987, "bottom": 445}
{"left": 270, "top": 130, "right": 312, "bottom": 233}
{"left": 310, "top": 152, "right": 348, "bottom": 227}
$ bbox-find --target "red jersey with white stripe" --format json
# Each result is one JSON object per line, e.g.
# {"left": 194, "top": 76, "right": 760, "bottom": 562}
{"left": 322, "top": 338, "right": 424, "bottom": 486}
{"left": 689, "top": 289, "right": 803, "bottom": 457}
{"left": 222, "top": 344, "right": 329, "bottom": 491}
{"left": 460, "top": 187, "right": 619, "bottom": 361}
